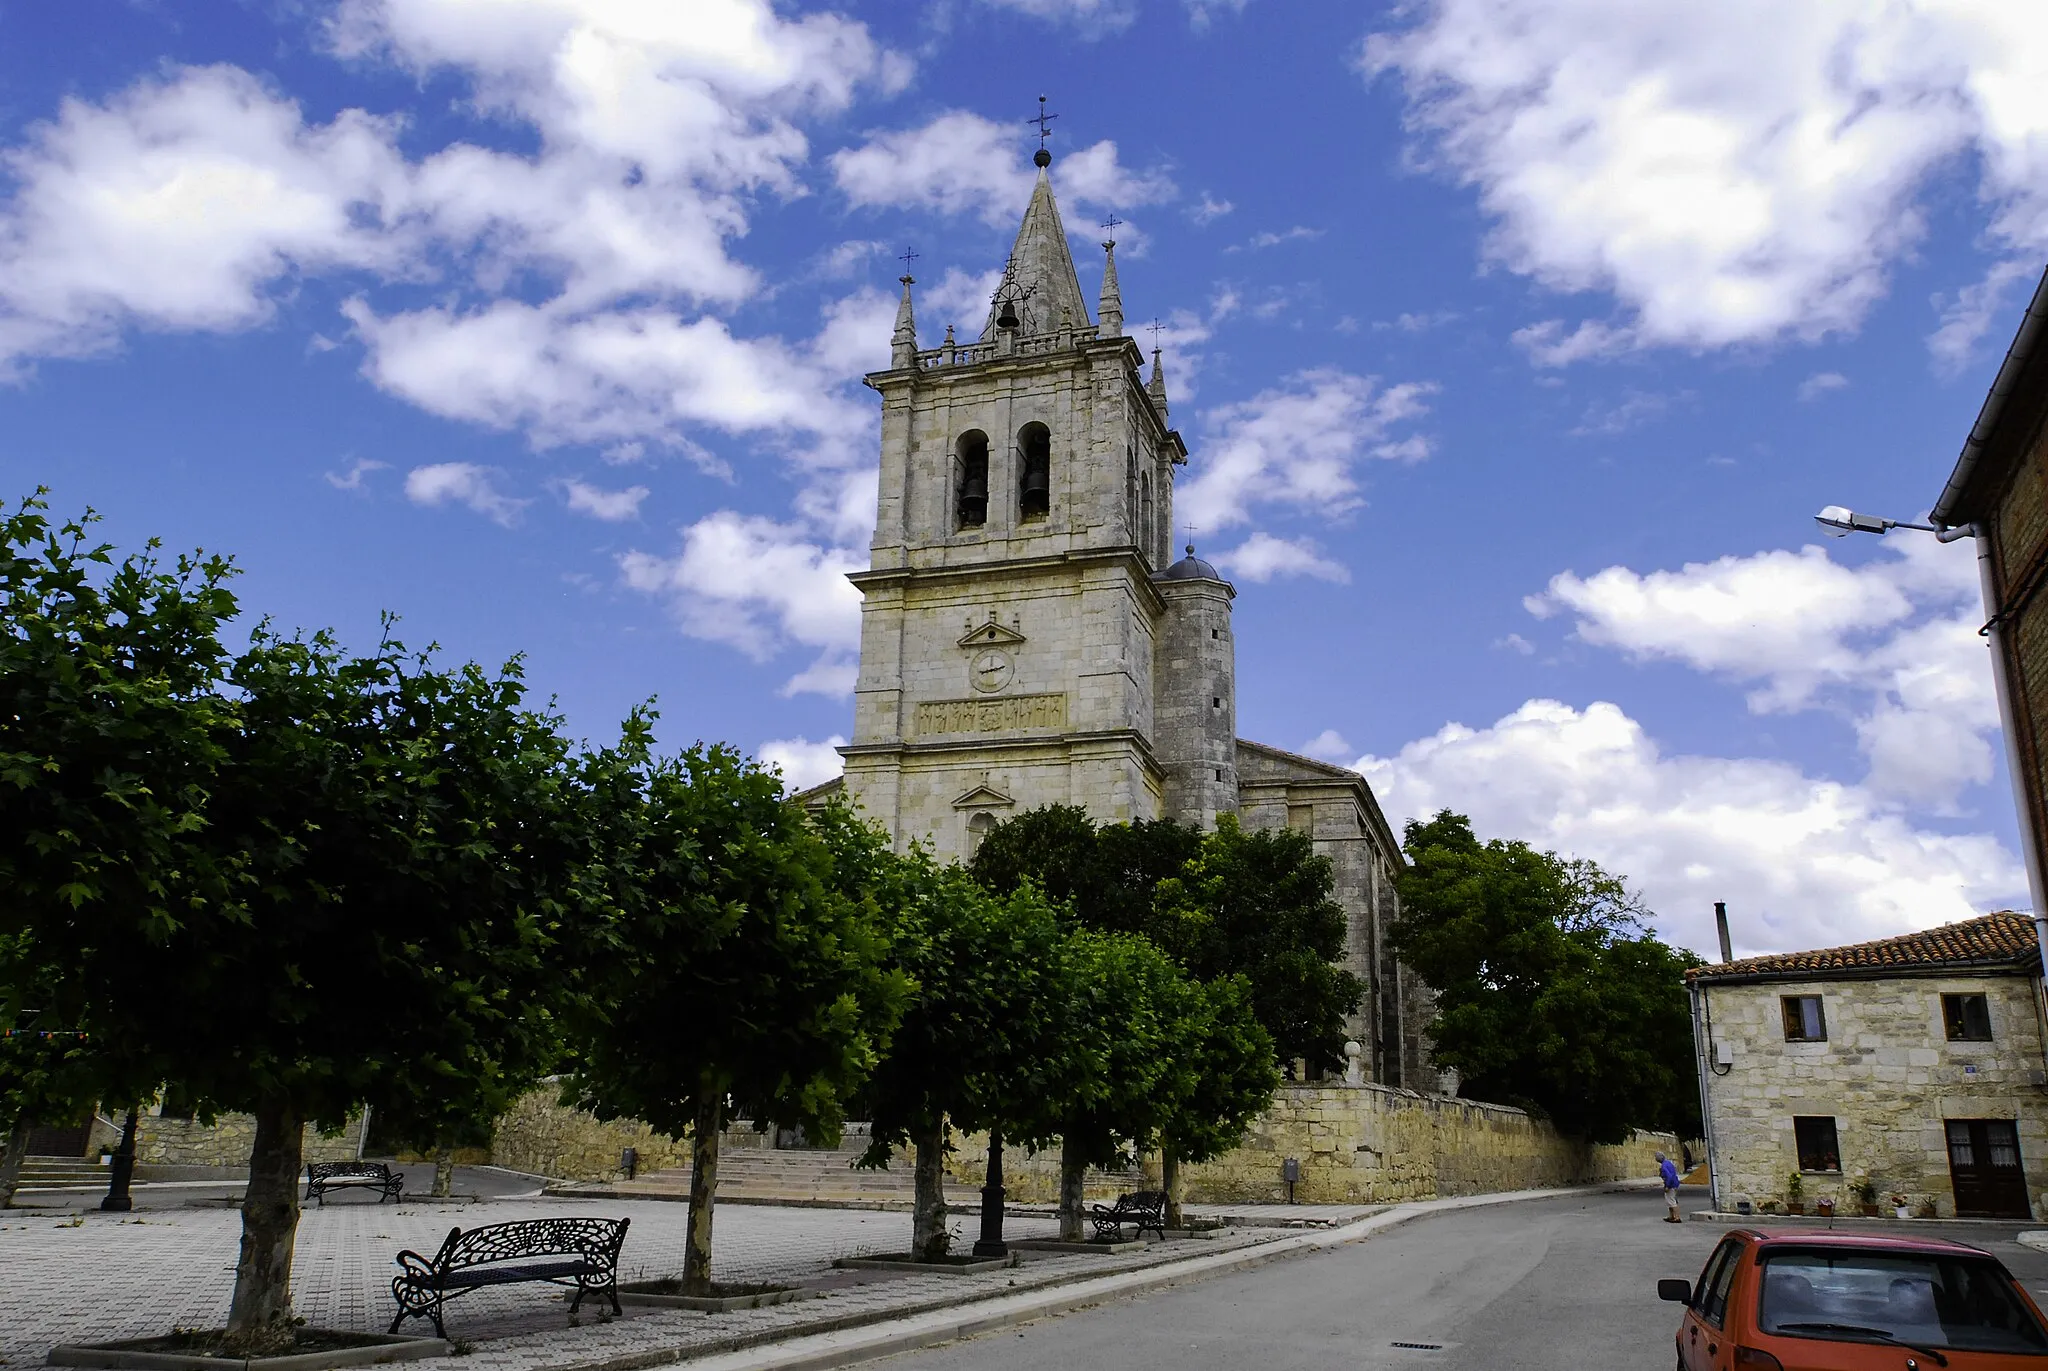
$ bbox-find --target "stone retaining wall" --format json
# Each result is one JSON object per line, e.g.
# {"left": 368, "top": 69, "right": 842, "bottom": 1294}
{"left": 492, "top": 1083, "right": 1674, "bottom": 1203}
{"left": 135, "top": 1113, "right": 369, "bottom": 1169}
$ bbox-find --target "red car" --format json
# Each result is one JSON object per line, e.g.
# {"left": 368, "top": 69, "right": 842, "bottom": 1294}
{"left": 1660, "top": 1228, "right": 2048, "bottom": 1369}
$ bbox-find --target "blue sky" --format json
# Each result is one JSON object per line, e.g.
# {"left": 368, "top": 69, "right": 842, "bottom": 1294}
{"left": 3, "top": 0, "right": 2043, "bottom": 958}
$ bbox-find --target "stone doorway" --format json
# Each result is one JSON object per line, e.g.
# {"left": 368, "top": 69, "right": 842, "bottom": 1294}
{"left": 1945, "top": 1118, "right": 2032, "bottom": 1218}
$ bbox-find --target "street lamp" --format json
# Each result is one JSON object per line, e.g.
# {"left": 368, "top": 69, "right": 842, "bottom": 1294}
{"left": 1812, "top": 505, "right": 2048, "bottom": 984}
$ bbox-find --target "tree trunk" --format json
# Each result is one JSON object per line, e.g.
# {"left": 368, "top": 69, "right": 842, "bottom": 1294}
{"left": 101, "top": 1105, "right": 139, "bottom": 1212}
{"left": 432, "top": 1146, "right": 454, "bottom": 1198}
{"left": 1058, "top": 1137, "right": 1085, "bottom": 1241}
{"left": 683, "top": 1092, "right": 722, "bottom": 1296}
{"left": 1162, "top": 1150, "right": 1183, "bottom": 1230}
{"left": 0, "top": 1117, "right": 30, "bottom": 1209}
{"left": 227, "top": 1098, "right": 304, "bottom": 1335}
{"left": 911, "top": 1121, "right": 948, "bottom": 1261}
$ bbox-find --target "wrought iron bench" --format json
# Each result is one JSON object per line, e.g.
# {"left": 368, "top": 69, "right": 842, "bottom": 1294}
{"left": 1089, "top": 1189, "right": 1167, "bottom": 1242}
{"left": 389, "top": 1216, "right": 630, "bottom": 1337}
{"left": 305, "top": 1160, "right": 403, "bottom": 1206}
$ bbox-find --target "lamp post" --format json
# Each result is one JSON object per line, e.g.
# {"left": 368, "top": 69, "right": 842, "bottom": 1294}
{"left": 1814, "top": 506, "right": 2048, "bottom": 983}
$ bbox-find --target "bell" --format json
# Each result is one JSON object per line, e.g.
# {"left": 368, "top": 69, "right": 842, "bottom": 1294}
{"left": 996, "top": 299, "right": 1020, "bottom": 331}
{"left": 1021, "top": 466, "right": 1048, "bottom": 500}
{"left": 959, "top": 470, "right": 988, "bottom": 525}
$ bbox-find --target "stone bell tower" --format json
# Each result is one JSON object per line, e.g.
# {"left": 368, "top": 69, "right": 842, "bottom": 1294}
{"left": 840, "top": 146, "right": 1236, "bottom": 860}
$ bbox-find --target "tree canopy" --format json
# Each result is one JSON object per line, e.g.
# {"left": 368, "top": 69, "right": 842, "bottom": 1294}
{"left": 1393, "top": 810, "right": 1700, "bottom": 1144}
{"left": 972, "top": 806, "right": 1360, "bottom": 1070}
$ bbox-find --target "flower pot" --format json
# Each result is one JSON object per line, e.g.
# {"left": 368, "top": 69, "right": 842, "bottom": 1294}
{"left": 1787, "top": 1202, "right": 1805, "bottom": 1215}
{"left": 1859, "top": 1204, "right": 1879, "bottom": 1217}
{"left": 1895, "top": 1206, "right": 1912, "bottom": 1219}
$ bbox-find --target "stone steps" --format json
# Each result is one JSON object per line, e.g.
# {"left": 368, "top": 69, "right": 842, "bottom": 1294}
{"left": 13, "top": 1156, "right": 113, "bottom": 1191}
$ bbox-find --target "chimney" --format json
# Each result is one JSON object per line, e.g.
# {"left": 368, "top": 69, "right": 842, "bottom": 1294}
{"left": 1715, "top": 901, "right": 1733, "bottom": 964}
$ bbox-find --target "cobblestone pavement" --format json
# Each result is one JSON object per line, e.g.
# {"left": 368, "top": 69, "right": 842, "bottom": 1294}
{"left": 0, "top": 1194, "right": 1100, "bottom": 1367}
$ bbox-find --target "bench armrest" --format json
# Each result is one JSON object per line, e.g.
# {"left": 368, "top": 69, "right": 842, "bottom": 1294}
{"left": 393, "top": 1250, "right": 439, "bottom": 1282}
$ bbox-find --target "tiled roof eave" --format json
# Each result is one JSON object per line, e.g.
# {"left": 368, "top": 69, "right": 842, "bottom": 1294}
{"left": 1688, "top": 956, "right": 2039, "bottom": 987}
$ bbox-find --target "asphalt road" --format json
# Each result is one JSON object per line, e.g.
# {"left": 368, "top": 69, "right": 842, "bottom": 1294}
{"left": 875, "top": 1188, "right": 2048, "bottom": 1371}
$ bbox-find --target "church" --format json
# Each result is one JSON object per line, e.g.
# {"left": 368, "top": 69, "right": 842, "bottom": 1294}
{"left": 803, "top": 147, "right": 1431, "bottom": 1088}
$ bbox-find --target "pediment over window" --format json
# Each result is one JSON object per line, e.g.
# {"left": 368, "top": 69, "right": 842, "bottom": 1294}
{"left": 951, "top": 782, "right": 1016, "bottom": 810}
{"left": 958, "top": 613, "right": 1027, "bottom": 649}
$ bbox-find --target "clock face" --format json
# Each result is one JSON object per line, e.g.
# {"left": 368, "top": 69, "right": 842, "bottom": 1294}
{"left": 970, "top": 649, "right": 1014, "bottom": 693}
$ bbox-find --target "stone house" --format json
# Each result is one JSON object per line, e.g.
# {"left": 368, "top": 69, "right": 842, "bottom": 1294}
{"left": 1689, "top": 910, "right": 2048, "bottom": 1219}
{"left": 798, "top": 148, "right": 1429, "bottom": 1080}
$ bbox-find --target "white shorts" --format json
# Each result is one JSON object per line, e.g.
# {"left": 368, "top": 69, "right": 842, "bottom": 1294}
{"left": 1664, "top": 1186, "right": 1680, "bottom": 1203}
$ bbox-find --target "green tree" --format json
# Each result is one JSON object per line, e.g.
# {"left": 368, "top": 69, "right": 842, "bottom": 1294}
{"left": 1393, "top": 810, "right": 1701, "bottom": 1143}
{"left": 1154, "top": 974, "right": 1278, "bottom": 1226}
{"left": 854, "top": 848, "right": 1076, "bottom": 1259}
{"left": 0, "top": 940, "right": 102, "bottom": 1207}
{"left": 1154, "top": 816, "right": 1363, "bottom": 1071}
{"left": 1046, "top": 929, "right": 1199, "bottom": 1239}
{"left": 976, "top": 808, "right": 1361, "bottom": 1070}
{"left": 569, "top": 750, "right": 909, "bottom": 1294}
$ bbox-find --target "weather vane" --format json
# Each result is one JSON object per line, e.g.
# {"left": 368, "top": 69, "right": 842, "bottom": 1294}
{"left": 897, "top": 245, "right": 919, "bottom": 278}
{"left": 1147, "top": 318, "right": 1165, "bottom": 349}
{"left": 1100, "top": 214, "right": 1123, "bottom": 233}
{"left": 1030, "top": 96, "right": 1059, "bottom": 150}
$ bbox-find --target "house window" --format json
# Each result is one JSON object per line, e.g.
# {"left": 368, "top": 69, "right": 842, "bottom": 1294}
{"left": 1781, "top": 995, "right": 1827, "bottom": 1042}
{"left": 1018, "top": 422, "right": 1051, "bottom": 521}
{"left": 1793, "top": 1116, "right": 1841, "bottom": 1172}
{"left": 1944, "top": 992, "right": 1994, "bottom": 1041}
{"left": 955, "top": 431, "right": 989, "bottom": 529}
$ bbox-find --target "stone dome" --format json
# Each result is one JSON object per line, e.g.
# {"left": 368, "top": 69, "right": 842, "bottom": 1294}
{"left": 1158, "top": 545, "right": 1224, "bottom": 582}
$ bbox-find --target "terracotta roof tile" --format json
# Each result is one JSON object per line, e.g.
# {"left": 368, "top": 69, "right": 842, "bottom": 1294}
{"left": 1688, "top": 910, "right": 2038, "bottom": 982}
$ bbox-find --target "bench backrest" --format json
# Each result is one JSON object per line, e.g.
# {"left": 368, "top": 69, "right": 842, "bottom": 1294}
{"left": 430, "top": 1217, "right": 629, "bottom": 1273}
{"left": 310, "top": 1161, "right": 391, "bottom": 1180}
{"left": 1124, "top": 1190, "right": 1165, "bottom": 1208}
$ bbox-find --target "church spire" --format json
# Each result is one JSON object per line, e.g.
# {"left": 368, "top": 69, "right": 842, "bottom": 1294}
{"left": 1098, "top": 239, "right": 1123, "bottom": 338}
{"left": 890, "top": 272, "right": 918, "bottom": 368}
{"left": 981, "top": 166, "right": 1091, "bottom": 341}
{"left": 1148, "top": 346, "right": 1170, "bottom": 423}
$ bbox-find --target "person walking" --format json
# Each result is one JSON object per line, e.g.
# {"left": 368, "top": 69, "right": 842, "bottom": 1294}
{"left": 1658, "top": 1151, "right": 1683, "bottom": 1224}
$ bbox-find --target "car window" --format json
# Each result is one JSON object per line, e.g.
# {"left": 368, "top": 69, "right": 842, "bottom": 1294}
{"left": 1758, "top": 1249, "right": 2048, "bottom": 1354}
{"left": 1699, "top": 1239, "right": 1744, "bottom": 1329}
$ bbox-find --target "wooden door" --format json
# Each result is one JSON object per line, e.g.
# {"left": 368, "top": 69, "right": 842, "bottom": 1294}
{"left": 1947, "top": 1118, "right": 2033, "bottom": 1218}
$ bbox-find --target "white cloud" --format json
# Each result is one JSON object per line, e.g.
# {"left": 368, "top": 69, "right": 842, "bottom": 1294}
{"left": 1569, "top": 388, "right": 1684, "bottom": 437}
{"left": 1365, "top": 1, "right": 2048, "bottom": 357}
{"left": 1189, "top": 194, "right": 1234, "bottom": 225}
{"left": 1496, "top": 632, "right": 1536, "bottom": 655}
{"left": 1177, "top": 370, "right": 1436, "bottom": 532}
{"left": 1236, "top": 226, "right": 1323, "bottom": 251}
{"left": 1300, "top": 728, "right": 1353, "bottom": 762}
{"left": 1511, "top": 319, "right": 1634, "bottom": 368}
{"left": 325, "top": 457, "right": 388, "bottom": 491}
{"left": 0, "top": 65, "right": 409, "bottom": 375}
{"left": 1528, "top": 537, "right": 1996, "bottom": 808}
{"left": 405, "top": 462, "right": 527, "bottom": 525}
{"left": 1928, "top": 259, "right": 2038, "bottom": 375}
{"left": 1797, "top": 370, "right": 1850, "bottom": 402}
{"left": 759, "top": 734, "right": 847, "bottom": 792}
{"left": 563, "top": 478, "right": 648, "bottom": 521}
{"left": 830, "top": 111, "right": 1174, "bottom": 227}
{"left": 978, "top": 0, "right": 1247, "bottom": 34}
{"left": 1358, "top": 698, "right": 2025, "bottom": 958}
{"left": 620, "top": 510, "right": 862, "bottom": 693}
{"left": 1214, "top": 532, "right": 1350, "bottom": 584}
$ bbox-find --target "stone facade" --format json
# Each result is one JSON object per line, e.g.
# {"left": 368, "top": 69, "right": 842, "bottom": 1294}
{"left": 1695, "top": 969, "right": 2048, "bottom": 1218}
{"left": 488, "top": 1089, "right": 775, "bottom": 1182}
{"left": 820, "top": 155, "right": 1423, "bottom": 1085}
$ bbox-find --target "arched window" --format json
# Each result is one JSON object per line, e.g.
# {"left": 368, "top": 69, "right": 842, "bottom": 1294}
{"left": 1141, "top": 470, "right": 1155, "bottom": 563}
{"left": 1018, "top": 422, "right": 1051, "bottom": 522}
{"left": 967, "top": 811, "right": 997, "bottom": 853}
{"left": 955, "top": 430, "right": 989, "bottom": 529}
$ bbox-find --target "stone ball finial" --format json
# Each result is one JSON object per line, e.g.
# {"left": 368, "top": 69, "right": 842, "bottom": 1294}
{"left": 1034, "top": 147, "right": 1052, "bottom": 168}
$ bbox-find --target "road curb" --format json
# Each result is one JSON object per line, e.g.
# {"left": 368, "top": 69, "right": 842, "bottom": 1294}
{"left": 530, "top": 1180, "right": 1655, "bottom": 1371}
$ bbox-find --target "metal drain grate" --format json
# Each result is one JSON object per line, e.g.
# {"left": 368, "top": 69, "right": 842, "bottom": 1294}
{"left": 1390, "top": 1343, "right": 1444, "bottom": 1351}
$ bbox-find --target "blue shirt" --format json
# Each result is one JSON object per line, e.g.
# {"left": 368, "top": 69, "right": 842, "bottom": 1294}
{"left": 1660, "top": 1159, "right": 1681, "bottom": 1188}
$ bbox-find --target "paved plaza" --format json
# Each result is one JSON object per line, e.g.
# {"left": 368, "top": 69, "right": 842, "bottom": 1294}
{"left": 0, "top": 1191, "right": 1080, "bottom": 1366}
